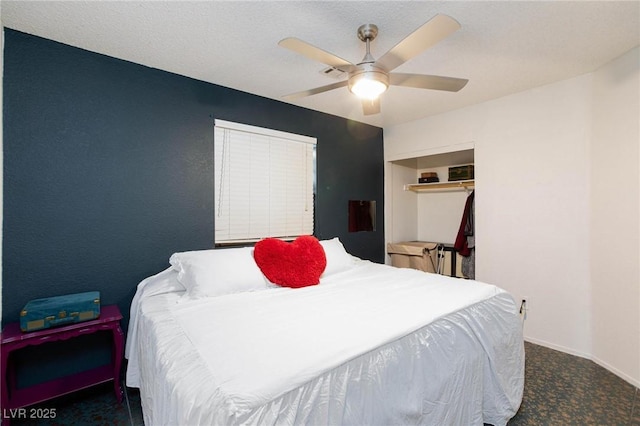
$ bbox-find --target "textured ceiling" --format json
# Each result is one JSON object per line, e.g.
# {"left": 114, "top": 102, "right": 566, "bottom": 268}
{"left": 3, "top": 1, "right": 639, "bottom": 128}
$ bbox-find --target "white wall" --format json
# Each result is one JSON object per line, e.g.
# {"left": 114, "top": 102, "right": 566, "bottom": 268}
{"left": 590, "top": 47, "right": 639, "bottom": 385}
{"left": 477, "top": 75, "right": 593, "bottom": 358}
{"left": 384, "top": 159, "right": 419, "bottom": 249}
{"left": 385, "top": 47, "right": 640, "bottom": 387}
{"left": 416, "top": 189, "right": 468, "bottom": 245}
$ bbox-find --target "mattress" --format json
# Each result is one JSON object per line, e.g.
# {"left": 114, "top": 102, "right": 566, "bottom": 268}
{"left": 126, "top": 259, "right": 524, "bottom": 425}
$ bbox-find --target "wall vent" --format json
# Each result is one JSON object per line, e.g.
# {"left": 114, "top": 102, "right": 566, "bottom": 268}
{"left": 320, "top": 66, "right": 347, "bottom": 79}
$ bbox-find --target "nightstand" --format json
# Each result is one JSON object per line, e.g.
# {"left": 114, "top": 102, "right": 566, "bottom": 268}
{"left": 1, "top": 305, "right": 124, "bottom": 425}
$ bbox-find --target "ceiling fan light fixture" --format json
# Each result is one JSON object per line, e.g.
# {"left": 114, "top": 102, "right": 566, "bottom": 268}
{"left": 350, "top": 76, "right": 387, "bottom": 100}
{"left": 348, "top": 65, "right": 389, "bottom": 100}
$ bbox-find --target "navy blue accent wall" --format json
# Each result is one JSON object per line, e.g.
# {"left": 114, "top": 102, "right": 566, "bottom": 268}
{"left": 2, "top": 29, "right": 384, "bottom": 327}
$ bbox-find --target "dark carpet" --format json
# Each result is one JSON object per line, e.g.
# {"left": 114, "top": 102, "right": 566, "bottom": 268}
{"left": 509, "top": 342, "right": 639, "bottom": 425}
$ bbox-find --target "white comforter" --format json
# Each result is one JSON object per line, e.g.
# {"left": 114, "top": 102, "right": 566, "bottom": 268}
{"left": 126, "top": 260, "right": 524, "bottom": 426}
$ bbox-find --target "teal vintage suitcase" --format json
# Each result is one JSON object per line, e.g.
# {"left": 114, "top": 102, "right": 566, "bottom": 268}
{"left": 20, "top": 291, "right": 101, "bottom": 332}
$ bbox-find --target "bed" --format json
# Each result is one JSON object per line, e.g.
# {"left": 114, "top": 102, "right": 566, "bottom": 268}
{"left": 125, "top": 237, "right": 524, "bottom": 425}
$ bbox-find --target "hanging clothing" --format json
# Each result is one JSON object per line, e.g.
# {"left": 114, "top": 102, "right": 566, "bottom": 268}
{"left": 454, "top": 190, "right": 475, "bottom": 279}
{"left": 454, "top": 191, "right": 474, "bottom": 256}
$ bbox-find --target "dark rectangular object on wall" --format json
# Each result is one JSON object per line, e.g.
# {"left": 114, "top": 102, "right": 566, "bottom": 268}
{"left": 448, "top": 165, "right": 474, "bottom": 181}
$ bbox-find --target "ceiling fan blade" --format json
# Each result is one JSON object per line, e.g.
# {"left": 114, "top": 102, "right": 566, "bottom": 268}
{"left": 282, "top": 80, "right": 349, "bottom": 100}
{"left": 362, "top": 98, "right": 381, "bottom": 115}
{"left": 389, "top": 73, "right": 468, "bottom": 92}
{"left": 377, "top": 14, "right": 461, "bottom": 72}
{"left": 279, "top": 37, "right": 355, "bottom": 72}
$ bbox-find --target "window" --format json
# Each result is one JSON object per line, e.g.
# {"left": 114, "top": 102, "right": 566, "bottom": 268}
{"left": 214, "top": 120, "right": 316, "bottom": 244}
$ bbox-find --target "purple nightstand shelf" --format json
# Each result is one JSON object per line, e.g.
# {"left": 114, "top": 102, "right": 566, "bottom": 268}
{"left": 1, "top": 305, "right": 124, "bottom": 425}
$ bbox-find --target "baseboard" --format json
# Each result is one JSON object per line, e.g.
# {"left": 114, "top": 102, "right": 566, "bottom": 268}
{"left": 524, "top": 336, "right": 640, "bottom": 389}
{"left": 591, "top": 355, "right": 640, "bottom": 389}
{"left": 523, "top": 336, "right": 591, "bottom": 359}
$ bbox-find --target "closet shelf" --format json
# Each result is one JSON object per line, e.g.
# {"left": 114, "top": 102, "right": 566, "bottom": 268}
{"left": 404, "top": 180, "right": 474, "bottom": 193}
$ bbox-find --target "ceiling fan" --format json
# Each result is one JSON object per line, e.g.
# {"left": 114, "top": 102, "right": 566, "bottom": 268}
{"left": 278, "top": 14, "right": 468, "bottom": 115}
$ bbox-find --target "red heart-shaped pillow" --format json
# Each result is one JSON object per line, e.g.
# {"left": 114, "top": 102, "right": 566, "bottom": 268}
{"left": 253, "top": 236, "right": 327, "bottom": 288}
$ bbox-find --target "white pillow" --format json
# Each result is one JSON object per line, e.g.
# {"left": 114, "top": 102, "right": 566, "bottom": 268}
{"left": 169, "top": 247, "right": 267, "bottom": 298}
{"left": 319, "top": 237, "right": 356, "bottom": 277}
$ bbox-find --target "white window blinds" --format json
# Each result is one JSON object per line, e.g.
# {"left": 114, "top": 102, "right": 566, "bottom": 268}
{"left": 214, "top": 119, "right": 316, "bottom": 244}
